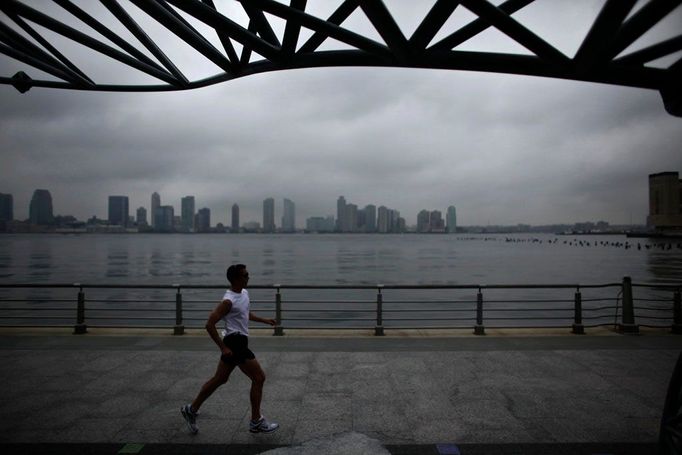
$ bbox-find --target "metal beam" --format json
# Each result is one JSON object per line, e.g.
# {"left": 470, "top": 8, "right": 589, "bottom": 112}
{"left": 616, "top": 35, "right": 682, "bottom": 65}
{"left": 0, "top": 0, "right": 178, "bottom": 85}
{"left": 360, "top": 0, "right": 411, "bottom": 63}
{"left": 298, "top": 0, "right": 359, "bottom": 54}
{"left": 282, "top": 0, "right": 307, "bottom": 56}
{"left": 237, "top": 0, "right": 392, "bottom": 61}
{"left": 459, "top": 0, "right": 568, "bottom": 65}
{"left": 410, "top": 0, "right": 460, "bottom": 50}
{"left": 430, "top": 0, "right": 533, "bottom": 51}
{"left": 100, "top": 0, "right": 188, "bottom": 85}
{"left": 200, "top": 0, "right": 240, "bottom": 67}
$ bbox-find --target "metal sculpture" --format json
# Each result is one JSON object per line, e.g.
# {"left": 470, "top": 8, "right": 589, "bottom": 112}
{"left": 0, "top": 0, "right": 680, "bottom": 116}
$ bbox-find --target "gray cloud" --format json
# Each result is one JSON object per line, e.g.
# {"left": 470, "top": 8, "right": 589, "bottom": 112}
{"left": 1, "top": 2, "right": 681, "bottom": 226}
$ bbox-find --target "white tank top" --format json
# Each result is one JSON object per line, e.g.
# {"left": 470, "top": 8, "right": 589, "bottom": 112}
{"left": 221, "top": 289, "right": 250, "bottom": 336}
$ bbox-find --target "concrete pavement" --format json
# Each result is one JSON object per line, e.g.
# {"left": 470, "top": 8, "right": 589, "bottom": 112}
{"left": 0, "top": 330, "right": 680, "bottom": 454}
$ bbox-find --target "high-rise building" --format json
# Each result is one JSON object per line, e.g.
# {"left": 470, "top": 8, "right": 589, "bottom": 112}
{"left": 336, "top": 196, "right": 346, "bottom": 232}
{"left": 154, "top": 205, "right": 174, "bottom": 232}
{"left": 346, "top": 203, "right": 358, "bottom": 232}
{"left": 364, "top": 204, "right": 376, "bottom": 232}
{"left": 263, "top": 198, "right": 275, "bottom": 233}
{"left": 648, "top": 172, "right": 682, "bottom": 230}
{"left": 0, "top": 193, "right": 13, "bottom": 222}
{"left": 282, "top": 198, "right": 296, "bottom": 233}
{"left": 181, "top": 196, "right": 195, "bottom": 231}
{"left": 430, "top": 210, "right": 445, "bottom": 232}
{"left": 417, "top": 210, "right": 430, "bottom": 233}
{"left": 108, "top": 196, "right": 129, "bottom": 227}
{"left": 231, "top": 203, "right": 240, "bottom": 233}
{"left": 377, "top": 206, "right": 389, "bottom": 233}
{"left": 195, "top": 207, "right": 211, "bottom": 233}
{"left": 446, "top": 206, "right": 457, "bottom": 233}
{"left": 136, "top": 207, "right": 147, "bottom": 225}
{"left": 151, "top": 192, "right": 160, "bottom": 228}
{"left": 29, "top": 189, "right": 54, "bottom": 225}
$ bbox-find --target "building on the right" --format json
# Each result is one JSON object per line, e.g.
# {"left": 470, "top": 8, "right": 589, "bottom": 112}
{"left": 648, "top": 172, "right": 682, "bottom": 231}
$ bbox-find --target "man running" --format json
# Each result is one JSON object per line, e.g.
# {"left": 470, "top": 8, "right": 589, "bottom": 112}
{"left": 181, "top": 264, "right": 279, "bottom": 434}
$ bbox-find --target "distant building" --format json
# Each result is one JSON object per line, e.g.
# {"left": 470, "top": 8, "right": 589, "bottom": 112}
{"left": 29, "top": 189, "right": 54, "bottom": 225}
{"left": 346, "top": 203, "right": 358, "bottom": 232}
{"left": 337, "top": 196, "right": 346, "bottom": 232}
{"left": 364, "top": 204, "right": 376, "bottom": 232}
{"left": 231, "top": 204, "right": 240, "bottom": 233}
{"left": 417, "top": 210, "right": 430, "bottom": 233}
{"left": 306, "top": 216, "right": 335, "bottom": 233}
{"left": 136, "top": 207, "right": 147, "bottom": 226}
{"left": 181, "top": 196, "right": 195, "bottom": 231}
{"left": 263, "top": 198, "right": 275, "bottom": 233}
{"left": 243, "top": 221, "right": 261, "bottom": 233}
{"left": 377, "top": 206, "right": 389, "bottom": 233}
{"left": 0, "top": 193, "right": 13, "bottom": 222}
{"left": 154, "top": 205, "right": 174, "bottom": 232}
{"left": 108, "top": 196, "right": 129, "bottom": 227}
{"left": 151, "top": 192, "right": 160, "bottom": 228}
{"left": 430, "top": 210, "right": 445, "bottom": 233}
{"left": 648, "top": 172, "right": 682, "bottom": 231}
{"left": 282, "top": 198, "right": 296, "bottom": 232}
{"left": 195, "top": 207, "right": 211, "bottom": 233}
{"left": 446, "top": 206, "right": 457, "bottom": 233}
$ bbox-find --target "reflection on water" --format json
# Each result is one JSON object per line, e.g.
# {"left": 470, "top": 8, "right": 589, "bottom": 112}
{"left": 647, "top": 250, "right": 682, "bottom": 284}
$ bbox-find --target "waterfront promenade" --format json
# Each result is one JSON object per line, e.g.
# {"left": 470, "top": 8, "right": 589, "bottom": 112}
{"left": 0, "top": 328, "right": 680, "bottom": 454}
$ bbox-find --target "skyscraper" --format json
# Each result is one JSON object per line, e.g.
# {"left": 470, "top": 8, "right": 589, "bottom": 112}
{"left": 346, "top": 203, "right": 358, "bottom": 232}
{"left": 136, "top": 207, "right": 147, "bottom": 225}
{"left": 377, "top": 206, "right": 389, "bottom": 233}
{"left": 231, "top": 203, "right": 240, "bottom": 233}
{"left": 181, "top": 196, "right": 195, "bottom": 231}
{"left": 195, "top": 208, "right": 211, "bottom": 233}
{"left": 446, "top": 206, "right": 457, "bottom": 233}
{"left": 108, "top": 196, "right": 129, "bottom": 227}
{"left": 151, "top": 192, "right": 160, "bottom": 228}
{"left": 282, "top": 198, "right": 295, "bottom": 233}
{"left": 417, "top": 210, "right": 430, "bottom": 233}
{"left": 336, "top": 196, "right": 346, "bottom": 232}
{"left": 0, "top": 193, "right": 13, "bottom": 222}
{"left": 29, "top": 189, "right": 53, "bottom": 225}
{"left": 263, "top": 198, "right": 275, "bottom": 233}
{"left": 430, "top": 210, "right": 445, "bottom": 232}
{"left": 364, "top": 204, "right": 376, "bottom": 232}
{"left": 154, "top": 205, "right": 174, "bottom": 232}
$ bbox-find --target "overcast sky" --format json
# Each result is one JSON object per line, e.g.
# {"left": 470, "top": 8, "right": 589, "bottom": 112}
{"left": 1, "top": 0, "right": 681, "bottom": 227}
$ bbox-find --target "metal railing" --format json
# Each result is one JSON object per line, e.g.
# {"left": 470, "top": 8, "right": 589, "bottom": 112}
{"left": 0, "top": 276, "right": 679, "bottom": 336}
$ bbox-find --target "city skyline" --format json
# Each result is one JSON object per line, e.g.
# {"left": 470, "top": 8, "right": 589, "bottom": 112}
{"left": 0, "top": 185, "right": 667, "bottom": 231}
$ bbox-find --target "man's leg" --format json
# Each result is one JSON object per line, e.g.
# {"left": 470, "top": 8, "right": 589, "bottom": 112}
{"left": 192, "top": 359, "right": 236, "bottom": 412}
{"left": 239, "top": 358, "right": 266, "bottom": 421}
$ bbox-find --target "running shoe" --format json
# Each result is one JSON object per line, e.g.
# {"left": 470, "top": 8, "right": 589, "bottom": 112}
{"left": 249, "top": 416, "right": 279, "bottom": 433}
{"left": 181, "top": 404, "right": 198, "bottom": 434}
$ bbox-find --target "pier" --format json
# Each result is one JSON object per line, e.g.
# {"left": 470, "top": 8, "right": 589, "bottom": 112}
{"left": 0, "top": 328, "right": 680, "bottom": 454}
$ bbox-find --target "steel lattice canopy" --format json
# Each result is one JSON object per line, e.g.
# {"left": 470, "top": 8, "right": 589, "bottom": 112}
{"left": 0, "top": 0, "right": 680, "bottom": 116}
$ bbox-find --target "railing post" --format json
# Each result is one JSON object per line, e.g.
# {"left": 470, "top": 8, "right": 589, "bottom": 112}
{"left": 375, "top": 285, "right": 384, "bottom": 336}
{"left": 73, "top": 284, "right": 87, "bottom": 334}
{"left": 619, "top": 276, "right": 639, "bottom": 334}
{"left": 474, "top": 287, "right": 485, "bottom": 335}
{"left": 274, "top": 286, "right": 284, "bottom": 336}
{"left": 572, "top": 287, "right": 584, "bottom": 334}
{"left": 673, "top": 290, "right": 682, "bottom": 334}
{"left": 174, "top": 285, "right": 184, "bottom": 335}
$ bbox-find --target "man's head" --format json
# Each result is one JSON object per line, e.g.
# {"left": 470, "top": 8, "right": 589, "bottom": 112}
{"left": 226, "top": 264, "right": 249, "bottom": 286}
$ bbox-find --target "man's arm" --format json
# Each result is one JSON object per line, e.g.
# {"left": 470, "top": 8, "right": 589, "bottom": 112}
{"left": 206, "top": 300, "right": 232, "bottom": 356}
{"left": 249, "top": 312, "right": 276, "bottom": 326}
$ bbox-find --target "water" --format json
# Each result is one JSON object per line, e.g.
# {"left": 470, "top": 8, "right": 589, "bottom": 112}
{"left": 0, "top": 233, "right": 680, "bottom": 329}
{"left": 1, "top": 233, "right": 680, "bottom": 285}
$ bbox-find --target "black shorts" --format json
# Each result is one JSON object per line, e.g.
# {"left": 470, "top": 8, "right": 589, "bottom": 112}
{"left": 221, "top": 333, "right": 255, "bottom": 366}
